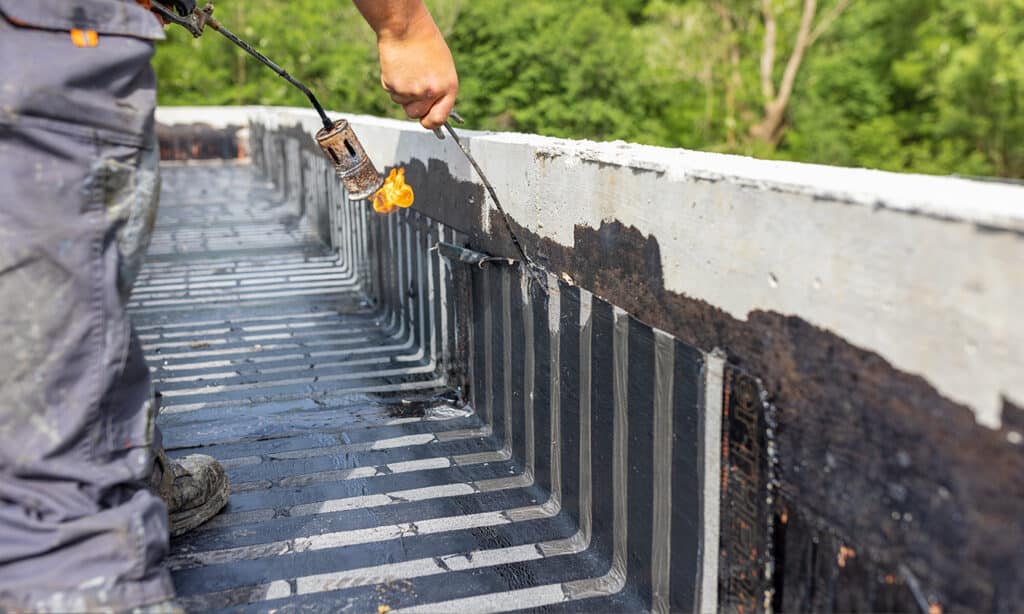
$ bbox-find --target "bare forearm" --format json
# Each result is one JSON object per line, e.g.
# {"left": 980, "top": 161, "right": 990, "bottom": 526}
{"left": 352, "top": 0, "right": 433, "bottom": 42}
{"left": 351, "top": 0, "right": 459, "bottom": 129}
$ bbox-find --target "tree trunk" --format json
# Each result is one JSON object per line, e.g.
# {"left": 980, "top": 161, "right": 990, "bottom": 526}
{"left": 750, "top": 0, "right": 852, "bottom": 147}
{"left": 750, "top": 0, "right": 817, "bottom": 146}
{"left": 712, "top": 2, "right": 742, "bottom": 148}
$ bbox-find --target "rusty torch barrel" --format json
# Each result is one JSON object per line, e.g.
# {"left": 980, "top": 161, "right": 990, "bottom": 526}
{"left": 315, "top": 120, "right": 384, "bottom": 200}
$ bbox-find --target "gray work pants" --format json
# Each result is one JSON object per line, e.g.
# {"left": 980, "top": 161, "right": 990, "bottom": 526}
{"left": 0, "top": 2, "right": 174, "bottom": 611}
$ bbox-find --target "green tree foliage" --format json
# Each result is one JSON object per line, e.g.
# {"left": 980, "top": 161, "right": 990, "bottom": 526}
{"left": 446, "top": 0, "right": 670, "bottom": 143}
{"left": 787, "top": 0, "right": 1024, "bottom": 177}
{"left": 152, "top": 0, "right": 394, "bottom": 115}
{"left": 154, "top": 0, "right": 1024, "bottom": 179}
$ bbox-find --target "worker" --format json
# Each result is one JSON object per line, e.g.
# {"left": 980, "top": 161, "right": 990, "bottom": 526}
{"left": 0, "top": 0, "right": 458, "bottom": 611}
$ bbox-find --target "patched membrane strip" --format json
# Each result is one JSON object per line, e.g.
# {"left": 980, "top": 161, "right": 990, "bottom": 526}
{"left": 181, "top": 542, "right": 573, "bottom": 611}
{"left": 203, "top": 450, "right": 511, "bottom": 525}
{"left": 577, "top": 289, "right": 594, "bottom": 547}
{"left": 700, "top": 350, "right": 726, "bottom": 613}
{"left": 547, "top": 273, "right": 563, "bottom": 510}
{"left": 167, "top": 503, "right": 555, "bottom": 571}
{"left": 183, "top": 498, "right": 586, "bottom": 610}
{"left": 183, "top": 522, "right": 593, "bottom": 610}
{"left": 159, "top": 379, "right": 448, "bottom": 416}
{"left": 522, "top": 270, "right": 537, "bottom": 478}
{"left": 388, "top": 300, "right": 636, "bottom": 613}
{"left": 651, "top": 329, "right": 675, "bottom": 614}
{"left": 561, "top": 306, "right": 630, "bottom": 599}
{"left": 149, "top": 162, "right": 706, "bottom": 613}
{"left": 502, "top": 269, "right": 514, "bottom": 469}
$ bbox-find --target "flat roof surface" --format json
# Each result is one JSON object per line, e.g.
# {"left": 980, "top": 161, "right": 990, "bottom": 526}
{"left": 142, "top": 164, "right": 628, "bottom": 612}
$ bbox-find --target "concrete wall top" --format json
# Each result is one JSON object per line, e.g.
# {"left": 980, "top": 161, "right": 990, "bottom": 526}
{"left": 156, "top": 105, "right": 1024, "bottom": 230}
{"left": 157, "top": 105, "right": 1024, "bottom": 430}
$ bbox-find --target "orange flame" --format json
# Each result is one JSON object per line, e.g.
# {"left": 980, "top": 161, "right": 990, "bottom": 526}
{"left": 372, "top": 167, "right": 415, "bottom": 215}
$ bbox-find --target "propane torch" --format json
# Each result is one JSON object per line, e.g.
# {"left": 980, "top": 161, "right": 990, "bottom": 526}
{"left": 151, "top": 1, "right": 384, "bottom": 199}
{"left": 153, "top": 1, "right": 545, "bottom": 285}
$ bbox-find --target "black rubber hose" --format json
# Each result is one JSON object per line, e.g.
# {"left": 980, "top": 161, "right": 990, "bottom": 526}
{"left": 206, "top": 17, "right": 333, "bottom": 131}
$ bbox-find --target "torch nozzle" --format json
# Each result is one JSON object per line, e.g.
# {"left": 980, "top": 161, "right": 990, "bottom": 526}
{"left": 316, "top": 120, "right": 384, "bottom": 200}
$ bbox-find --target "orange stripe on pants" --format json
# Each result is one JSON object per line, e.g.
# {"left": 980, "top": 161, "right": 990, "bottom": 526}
{"left": 70, "top": 29, "right": 99, "bottom": 47}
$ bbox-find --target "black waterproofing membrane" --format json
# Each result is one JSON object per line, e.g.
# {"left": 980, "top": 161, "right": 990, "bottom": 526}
{"left": 140, "top": 162, "right": 725, "bottom": 613}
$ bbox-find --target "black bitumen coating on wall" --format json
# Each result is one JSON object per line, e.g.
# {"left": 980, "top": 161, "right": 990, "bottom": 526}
{"left": 165, "top": 123, "right": 1024, "bottom": 613}
{"left": 464, "top": 264, "right": 710, "bottom": 610}
{"left": 148, "top": 163, "right": 668, "bottom": 612}
{"left": 718, "top": 368, "right": 768, "bottom": 611}
{"left": 391, "top": 151, "right": 1024, "bottom": 611}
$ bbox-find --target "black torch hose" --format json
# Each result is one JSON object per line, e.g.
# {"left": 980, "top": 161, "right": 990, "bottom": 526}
{"left": 441, "top": 121, "right": 547, "bottom": 292}
{"left": 205, "top": 17, "right": 333, "bottom": 131}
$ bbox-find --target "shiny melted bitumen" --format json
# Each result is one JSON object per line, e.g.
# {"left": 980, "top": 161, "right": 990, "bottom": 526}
{"left": 138, "top": 163, "right": 631, "bottom": 613}
{"left": 156, "top": 123, "right": 1024, "bottom": 613}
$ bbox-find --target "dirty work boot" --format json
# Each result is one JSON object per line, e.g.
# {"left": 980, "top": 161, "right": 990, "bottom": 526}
{"left": 150, "top": 449, "right": 230, "bottom": 537}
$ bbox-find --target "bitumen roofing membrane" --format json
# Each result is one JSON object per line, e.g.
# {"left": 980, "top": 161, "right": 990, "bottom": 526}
{"left": 135, "top": 163, "right": 626, "bottom": 613}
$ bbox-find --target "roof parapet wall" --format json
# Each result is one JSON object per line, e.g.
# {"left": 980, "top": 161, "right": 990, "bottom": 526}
{"left": 158, "top": 105, "right": 1024, "bottom": 432}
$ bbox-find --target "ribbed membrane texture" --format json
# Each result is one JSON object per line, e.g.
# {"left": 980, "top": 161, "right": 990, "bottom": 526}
{"left": 141, "top": 163, "right": 645, "bottom": 613}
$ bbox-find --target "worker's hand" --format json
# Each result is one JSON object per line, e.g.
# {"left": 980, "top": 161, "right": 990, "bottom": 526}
{"left": 375, "top": 10, "right": 459, "bottom": 130}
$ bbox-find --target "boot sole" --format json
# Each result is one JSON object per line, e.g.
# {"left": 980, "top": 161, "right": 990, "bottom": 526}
{"left": 169, "top": 471, "right": 230, "bottom": 537}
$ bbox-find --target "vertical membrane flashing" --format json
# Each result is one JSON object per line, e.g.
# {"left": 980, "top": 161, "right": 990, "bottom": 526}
{"left": 507, "top": 270, "right": 528, "bottom": 471}
{"left": 502, "top": 269, "right": 514, "bottom": 457}
{"left": 468, "top": 268, "right": 484, "bottom": 422}
{"left": 578, "top": 290, "right": 594, "bottom": 547}
{"left": 522, "top": 272, "right": 536, "bottom": 479}
{"left": 482, "top": 271, "right": 494, "bottom": 428}
{"left": 700, "top": 350, "right": 727, "bottom": 613}
{"left": 624, "top": 318, "right": 657, "bottom": 605}
{"left": 239, "top": 132, "right": 780, "bottom": 610}
{"left": 548, "top": 274, "right": 563, "bottom": 509}
{"left": 651, "top": 330, "right": 676, "bottom": 614}
{"left": 670, "top": 341, "right": 705, "bottom": 613}
{"left": 611, "top": 307, "right": 630, "bottom": 590}
{"left": 531, "top": 278, "right": 553, "bottom": 496}
{"left": 487, "top": 268, "right": 507, "bottom": 450}
{"left": 437, "top": 224, "right": 450, "bottom": 369}
{"left": 564, "top": 306, "right": 630, "bottom": 598}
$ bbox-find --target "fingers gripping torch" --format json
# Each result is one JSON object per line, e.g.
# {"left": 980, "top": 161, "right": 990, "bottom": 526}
{"left": 151, "top": 1, "right": 384, "bottom": 199}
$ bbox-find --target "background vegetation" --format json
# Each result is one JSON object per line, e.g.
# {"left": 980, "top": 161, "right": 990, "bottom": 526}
{"left": 153, "top": 0, "right": 1024, "bottom": 178}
